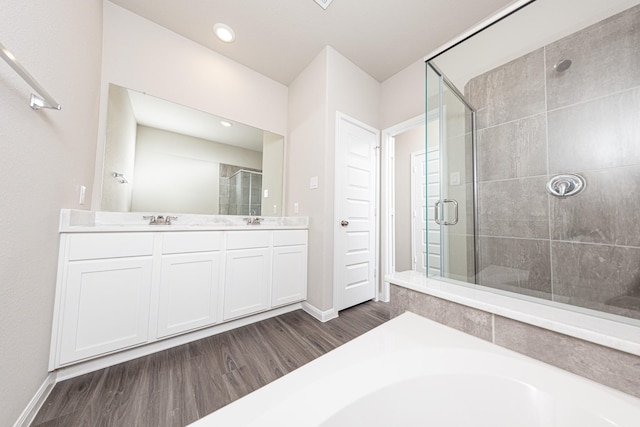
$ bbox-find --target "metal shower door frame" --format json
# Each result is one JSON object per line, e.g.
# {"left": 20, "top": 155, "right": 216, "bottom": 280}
{"left": 427, "top": 61, "right": 479, "bottom": 282}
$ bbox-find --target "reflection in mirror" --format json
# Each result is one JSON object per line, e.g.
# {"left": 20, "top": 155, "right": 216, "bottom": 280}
{"left": 426, "top": 0, "right": 640, "bottom": 322}
{"left": 101, "top": 84, "right": 284, "bottom": 216}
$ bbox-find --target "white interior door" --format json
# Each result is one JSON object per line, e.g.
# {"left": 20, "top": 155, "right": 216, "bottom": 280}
{"left": 335, "top": 112, "right": 378, "bottom": 311}
{"left": 411, "top": 151, "right": 427, "bottom": 273}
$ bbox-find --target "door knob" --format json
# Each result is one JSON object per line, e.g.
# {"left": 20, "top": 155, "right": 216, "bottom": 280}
{"left": 341, "top": 220, "right": 349, "bottom": 227}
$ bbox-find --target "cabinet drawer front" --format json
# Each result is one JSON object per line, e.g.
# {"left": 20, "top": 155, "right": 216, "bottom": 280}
{"left": 162, "top": 231, "right": 222, "bottom": 254}
{"left": 67, "top": 233, "right": 154, "bottom": 260}
{"left": 226, "top": 230, "right": 271, "bottom": 250}
{"left": 273, "top": 230, "right": 307, "bottom": 247}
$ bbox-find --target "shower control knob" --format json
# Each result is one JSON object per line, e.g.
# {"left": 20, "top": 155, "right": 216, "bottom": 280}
{"left": 546, "top": 174, "right": 585, "bottom": 198}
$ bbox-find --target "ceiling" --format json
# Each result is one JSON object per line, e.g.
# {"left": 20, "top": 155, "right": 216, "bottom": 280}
{"left": 107, "top": 0, "right": 516, "bottom": 85}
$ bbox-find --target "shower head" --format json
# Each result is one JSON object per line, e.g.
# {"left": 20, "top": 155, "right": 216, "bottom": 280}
{"left": 553, "top": 59, "right": 572, "bottom": 72}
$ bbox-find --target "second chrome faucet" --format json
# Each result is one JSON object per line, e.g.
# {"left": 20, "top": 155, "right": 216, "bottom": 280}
{"left": 143, "top": 215, "right": 178, "bottom": 225}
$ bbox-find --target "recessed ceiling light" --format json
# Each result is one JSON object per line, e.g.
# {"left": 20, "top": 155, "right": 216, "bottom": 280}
{"left": 213, "top": 23, "right": 235, "bottom": 43}
{"left": 220, "top": 120, "right": 232, "bottom": 127}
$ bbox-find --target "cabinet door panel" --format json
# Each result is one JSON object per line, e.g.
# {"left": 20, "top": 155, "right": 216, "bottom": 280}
{"left": 157, "top": 252, "right": 220, "bottom": 338}
{"left": 59, "top": 258, "right": 152, "bottom": 364}
{"left": 272, "top": 245, "right": 308, "bottom": 307}
{"left": 223, "top": 248, "right": 271, "bottom": 320}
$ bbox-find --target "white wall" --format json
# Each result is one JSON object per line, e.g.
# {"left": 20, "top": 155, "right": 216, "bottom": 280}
{"left": 287, "top": 46, "right": 380, "bottom": 312}
{"left": 0, "top": 1, "right": 103, "bottom": 425}
{"left": 95, "top": 2, "right": 288, "bottom": 209}
{"left": 287, "top": 49, "right": 329, "bottom": 309}
{"left": 132, "top": 125, "right": 262, "bottom": 214}
{"left": 380, "top": 59, "right": 425, "bottom": 129}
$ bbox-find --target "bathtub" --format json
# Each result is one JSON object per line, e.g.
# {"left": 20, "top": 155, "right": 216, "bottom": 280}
{"left": 188, "top": 312, "right": 640, "bottom": 427}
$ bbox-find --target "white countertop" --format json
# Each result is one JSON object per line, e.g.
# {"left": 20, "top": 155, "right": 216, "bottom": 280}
{"left": 59, "top": 209, "right": 309, "bottom": 232}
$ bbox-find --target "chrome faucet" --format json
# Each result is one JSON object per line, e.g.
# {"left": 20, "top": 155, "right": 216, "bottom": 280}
{"left": 143, "top": 215, "right": 178, "bottom": 225}
{"left": 244, "top": 211, "right": 264, "bottom": 225}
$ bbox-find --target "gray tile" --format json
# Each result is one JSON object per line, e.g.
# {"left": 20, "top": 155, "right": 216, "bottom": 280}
{"left": 552, "top": 241, "right": 640, "bottom": 319}
{"left": 390, "top": 285, "right": 492, "bottom": 341}
{"left": 546, "top": 4, "right": 640, "bottom": 110}
{"left": 219, "top": 183, "right": 229, "bottom": 198}
{"left": 477, "top": 114, "right": 547, "bottom": 182}
{"left": 467, "top": 48, "right": 545, "bottom": 129}
{"left": 494, "top": 315, "right": 640, "bottom": 398}
{"left": 550, "top": 165, "right": 640, "bottom": 247}
{"left": 548, "top": 87, "right": 640, "bottom": 174}
{"left": 477, "top": 236, "right": 552, "bottom": 296}
{"left": 477, "top": 176, "right": 550, "bottom": 239}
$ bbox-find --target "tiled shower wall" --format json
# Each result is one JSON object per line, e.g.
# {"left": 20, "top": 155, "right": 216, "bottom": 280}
{"left": 465, "top": 4, "right": 640, "bottom": 320}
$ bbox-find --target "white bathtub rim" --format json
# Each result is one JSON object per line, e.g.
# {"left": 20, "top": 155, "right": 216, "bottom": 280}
{"left": 189, "top": 312, "right": 640, "bottom": 427}
{"left": 387, "top": 270, "right": 640, "bottom": 357}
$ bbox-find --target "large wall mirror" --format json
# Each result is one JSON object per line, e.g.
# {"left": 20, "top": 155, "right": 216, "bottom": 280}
{"left": 100, "top": 84, "right": 284, "bottom": 216}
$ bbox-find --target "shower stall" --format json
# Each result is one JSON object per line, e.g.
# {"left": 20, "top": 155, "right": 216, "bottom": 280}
{"left": 228, "top": 169, "right": 262, "bottom": 216}
{"left": 426, "top": 0, "right": 640, "bottom": 324}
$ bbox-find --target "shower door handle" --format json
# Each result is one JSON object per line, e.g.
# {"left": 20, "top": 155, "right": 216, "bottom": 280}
{"left": 444, "top": 199, "right": 459, "bottom": 225}
{"left": 434, "top": 199, "right": 458, "bottom": 226}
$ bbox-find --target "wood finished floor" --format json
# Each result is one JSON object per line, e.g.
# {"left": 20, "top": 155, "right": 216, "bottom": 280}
{"left": 32, "top": 301, "right": 390, "bottom": 427}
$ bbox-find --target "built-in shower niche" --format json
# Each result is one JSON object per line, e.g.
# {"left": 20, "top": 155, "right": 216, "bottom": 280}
{"left": 219, "top": 163, "right": 262, "bottom": 216}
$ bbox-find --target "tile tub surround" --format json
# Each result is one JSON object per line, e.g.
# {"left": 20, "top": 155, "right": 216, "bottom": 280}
{"left": 389, "top": 282, "right": 640, "bottom": 399}
{"left": 464, "top": 3, "right": 640, "bottom": 319}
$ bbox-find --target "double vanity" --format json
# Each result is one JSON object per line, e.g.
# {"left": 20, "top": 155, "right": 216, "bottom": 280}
{"left": 49, "top": 210, "right": 308, "bottom": 371}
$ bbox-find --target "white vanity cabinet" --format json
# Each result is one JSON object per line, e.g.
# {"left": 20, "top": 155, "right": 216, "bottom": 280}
{"left": 51, "top": 221, "right": 308, "bottom": 370}
{"left": 56, "top": 233, "right": 154, "bottom": 365}
{"left": 223, "top": 231, "right": 272, "bottom": 321}
{"left": 271, "top": 230, "right": 308, "bottom": 307}
{"left": 156, "top": 232, "right": 222, "bottom": 338}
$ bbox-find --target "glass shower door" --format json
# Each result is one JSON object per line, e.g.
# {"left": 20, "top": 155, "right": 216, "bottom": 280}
{"left": 426, "top": 62, "right": 476, "bottom": 283}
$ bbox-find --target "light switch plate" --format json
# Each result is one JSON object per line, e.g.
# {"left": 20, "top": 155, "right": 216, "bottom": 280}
{"left": 309, "top": 176, "right": 319, "bottom": 189}
{"left": 79, "top": 185, "right": 86, "bottom": 205}
{"left": 450, "top": 172, "right": 460, "bottom": 186}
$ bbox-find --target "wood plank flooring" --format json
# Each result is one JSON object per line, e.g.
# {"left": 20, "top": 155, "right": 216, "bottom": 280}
{"left": 32, "top": 301, "right": 389, "bottom": 427}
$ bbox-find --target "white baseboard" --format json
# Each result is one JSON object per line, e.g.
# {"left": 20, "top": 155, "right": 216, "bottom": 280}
{"left": 13, "top": 372, "right": 57, "bottom": 427}
{"left": 302, "top": 301, "right": 338, "bottom": 322}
